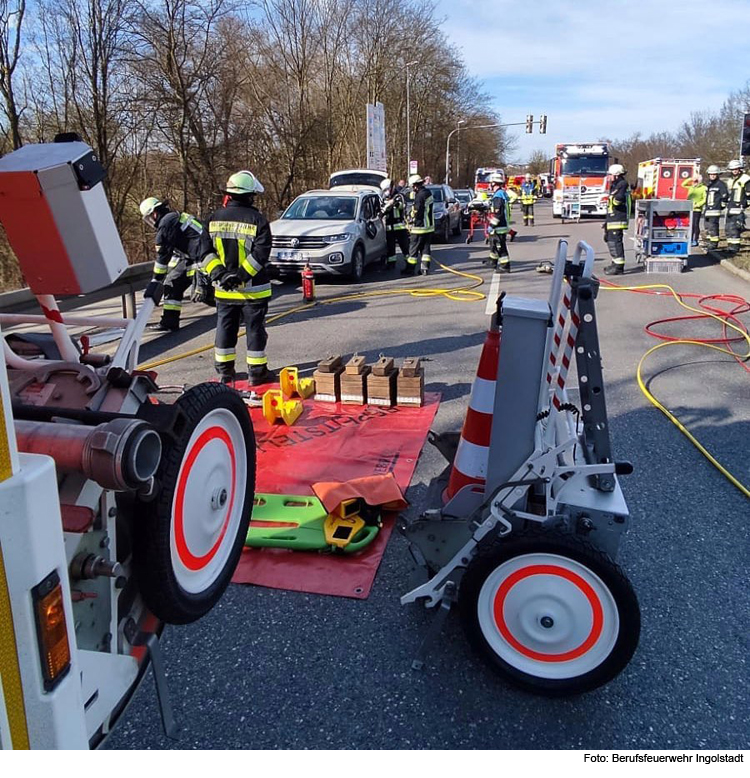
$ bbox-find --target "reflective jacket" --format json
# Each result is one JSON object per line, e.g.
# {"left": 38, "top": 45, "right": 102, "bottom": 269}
{"left": 410, "top": 187, "right": 434, "bottom": 234}
{"left": 726, "top": 173, "right": 750, "bottom": 215}
{"left": 490, "top": 189, "right": 514, "bottom": 232}
{"left": 382, "top": 190, "right": 407, "bottom": 231}
{"left": 520, "top": 182, "right": 536, "bottom": 205}
{"left": 606, "top": 177, "right": 630, "bottom": 230}
{"left": 203, "top": 200, "right": 273, "bottom": 303}
{"left": 704, "top": 178, "right": 729, "bottom": 217}
{"left": 153, "top": 211, "right": 210, "bottom": 281}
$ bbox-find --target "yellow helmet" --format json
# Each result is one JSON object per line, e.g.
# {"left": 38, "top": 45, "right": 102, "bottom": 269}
{"left": 225, "top": 170, "right": 264, "bottom": 195}
{"left": 139, "top": 196, "right": 165, "bottom": 220}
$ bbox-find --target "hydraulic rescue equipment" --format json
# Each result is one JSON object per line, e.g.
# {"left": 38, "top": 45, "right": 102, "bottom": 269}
{"left": 0, "top": 139, "right": 256, "bottom": 748}
{"left": 401, "top": 240, "right": 640, "bottom": 696}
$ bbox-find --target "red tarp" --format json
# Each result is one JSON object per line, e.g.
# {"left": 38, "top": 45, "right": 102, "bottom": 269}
{"left": 231, "top": 390, "right": 440, "bottom": 598}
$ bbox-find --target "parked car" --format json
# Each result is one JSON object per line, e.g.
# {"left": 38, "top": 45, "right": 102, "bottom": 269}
{"left": 328, "top": 169, "right": 387, "bottom": 191}
{"left": 269, "top": 189, "right": 386, "bottom": 280}
{"left": 454, "top": 188, "right": 475, "bottom": 227}
{"left": 425, "top": 184, "right": 462, "bottom": 242}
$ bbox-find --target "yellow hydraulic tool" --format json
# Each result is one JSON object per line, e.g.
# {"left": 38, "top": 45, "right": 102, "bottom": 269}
{"left": 280, "top": 366, "right": 315, "bottom": 399}
{"left": 262, "top": 389, "right": 303, "bottom": 426}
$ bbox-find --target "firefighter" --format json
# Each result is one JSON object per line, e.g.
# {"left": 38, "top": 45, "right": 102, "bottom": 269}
{"left": 404, "top": 173, "right": 434, "bottom": 275}
{"left": 139, "top": 197, "right": 209, "bottom": 331}
{"left": 520, "top": 173, "right": 537, "bottom": 227}
{"left": 603, "top": 164, "right": 630, "bottom": 275}
{"left": 380, "top": 178, "right": 409, "bottom": 268}
{"left": 202, "top": 171, "right": 275, "bottom": 386}
{"left": 703, "top": 165, "right": 729, "bottom": 252}
{"left": 725, "top": 159, "right": 750, "bottom": 255}
{"left": 680, "top": 173, "right": 707, "bottom": 247}
{"left": 487, "top": 173, "right": 517, "bottom": 272}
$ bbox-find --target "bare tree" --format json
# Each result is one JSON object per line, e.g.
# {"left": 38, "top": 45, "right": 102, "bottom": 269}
{"left": 0, "top": 0, "right": 25, "bottom": 149}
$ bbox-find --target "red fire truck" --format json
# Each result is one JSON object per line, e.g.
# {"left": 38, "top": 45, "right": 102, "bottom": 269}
{"left": 636, "top": 158, "right": 700, "bottom": 200}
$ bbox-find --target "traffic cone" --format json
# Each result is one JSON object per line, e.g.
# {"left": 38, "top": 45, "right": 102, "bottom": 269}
{"left": 443, "top": 327, "right": 500, "bottom": 502}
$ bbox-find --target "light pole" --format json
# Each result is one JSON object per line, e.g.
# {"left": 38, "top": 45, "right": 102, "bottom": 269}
{"left": 444, "top": 119, "right": 466, "bottom": 184}
{"left": 405, "top": 60, "right": 418, "bottom": 177}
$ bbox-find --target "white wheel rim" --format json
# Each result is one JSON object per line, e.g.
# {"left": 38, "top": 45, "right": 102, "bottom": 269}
{"left": 170, "top": 407, "right": 247, "bottom": 594}
{"left": 476, "top": 553, "right": 620, "bottom": 680}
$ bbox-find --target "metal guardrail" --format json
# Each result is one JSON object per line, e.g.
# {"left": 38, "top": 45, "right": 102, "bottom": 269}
{"left": 0, "top": 261, "right": 154, "bottom": 317}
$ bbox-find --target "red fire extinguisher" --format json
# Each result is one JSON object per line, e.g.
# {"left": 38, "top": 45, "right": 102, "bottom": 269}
{"left": 302, "top": 263, "right": 315, "bottom": 302}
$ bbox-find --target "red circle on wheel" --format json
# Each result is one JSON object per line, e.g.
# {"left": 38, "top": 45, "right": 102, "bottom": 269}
{"left": 492, "top": 564, "right": 604, "bottom": 662}
{"left": 174, "top": 426, "right": 236, "bottom": 571}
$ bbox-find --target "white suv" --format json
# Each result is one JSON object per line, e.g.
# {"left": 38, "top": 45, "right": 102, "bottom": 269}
{"left": 269, "top": 189, "right": 387, "bottom": 280}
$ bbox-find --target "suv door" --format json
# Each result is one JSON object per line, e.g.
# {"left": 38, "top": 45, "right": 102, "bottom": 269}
{"left": 361, "top": 194, "right": 386, "bottom": 262}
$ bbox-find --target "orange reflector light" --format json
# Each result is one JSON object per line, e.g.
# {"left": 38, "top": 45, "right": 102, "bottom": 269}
{"left": 32, "top": 571, "right": 71, "bottom": 691}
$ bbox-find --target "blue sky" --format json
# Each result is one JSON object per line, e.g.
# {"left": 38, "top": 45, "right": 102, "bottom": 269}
{"left": 435, "top": 0, "right": 750, "bottom": 162}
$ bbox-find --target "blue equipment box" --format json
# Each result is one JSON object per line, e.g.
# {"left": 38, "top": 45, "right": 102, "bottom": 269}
{"left": 649, "top": 240, "right": 688, "bottom": 256}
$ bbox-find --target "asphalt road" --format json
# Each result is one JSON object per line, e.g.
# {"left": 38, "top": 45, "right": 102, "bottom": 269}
{"left": 105, "top": 200, "right": 750, "bottom": 750}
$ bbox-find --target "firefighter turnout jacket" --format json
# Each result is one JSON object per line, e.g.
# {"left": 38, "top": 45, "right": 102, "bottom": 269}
{"left": 520, "top": 181, "right": 536, "bottom": 205}
{"left": 382, "top": 191, "right": 408, "bottom": 232}
{"left": 409, "top": 187, "right": 434, "bottom": 234}
{"left": 203, "top": 200, "right": 273, "bottom": 303}
{"left": 704, "top": 178, "right": 729, "bottom": 217}
{"left": 152, "top": 211, "right": 209, "bottom": 280}
{"left": 727, "top": 173, "right": 750, "bottom": 216}
{"left": 606, "top": 177, "right": 630, "bottom": 230}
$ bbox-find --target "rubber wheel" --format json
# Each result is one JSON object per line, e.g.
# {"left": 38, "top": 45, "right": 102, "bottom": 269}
{"left": 350, "top": 245, "right": 364, "bottom": 281}
{"left": 459, "top": 530, "right": 640, "bottom": 696}
{"left": 133, "top": 383, "right": 256, "bottom": 624}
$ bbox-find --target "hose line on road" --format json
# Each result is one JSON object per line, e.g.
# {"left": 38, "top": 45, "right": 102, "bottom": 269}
{"left": 138, "top": 261, "right": 485, "bottom": 372}
{"left": 601, "top": 280, "right": 750, "bottom": 499}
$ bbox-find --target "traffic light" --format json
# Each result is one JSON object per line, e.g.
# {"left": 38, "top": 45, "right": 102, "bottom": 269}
{"left": 539, "top": 114, "right": 547, "bottom": 134}
{"left": 741, "top": 112, "right": 750, "bottom": 158}
{"left": 525, "top": 114, "right": 534, "bottom": 133}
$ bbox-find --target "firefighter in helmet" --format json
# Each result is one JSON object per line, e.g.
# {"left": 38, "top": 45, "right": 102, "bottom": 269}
{"left": 139, "top": 197, "right": 210, "bottom": 331}
{"left": 404, "top": 173, "right": 434, "bottom": 275}
{"left": 380, "top": 177, "right": 410, "bottom": 269}
{"left": 488, "top": 173, "right": 517, "bottom": 272}
{"left": 202, "top": 171, "right": 275, "bottom": 386}
{"left": 603, "top": 164, "right": 631, "bottom": 275}
{"left": 520, "top": 172, "right": 537, "bottom": 226}
{"left": 725, "top": 159, "right": 750, "bottom": 255}
{"left": 703, "top": 165, "right": 729, "bottom": 253}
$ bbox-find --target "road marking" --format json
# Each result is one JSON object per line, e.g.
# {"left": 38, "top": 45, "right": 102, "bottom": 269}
{"left": 485, "top": 273, "right": 501, "bottom": 316}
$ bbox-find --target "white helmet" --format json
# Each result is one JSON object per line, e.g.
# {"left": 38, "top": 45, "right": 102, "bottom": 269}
{"left": 139, "top": 196, "right": 166, "bottom": 222}
{"left": 225, "top": 170, "right": 264, "bottom": 195}
{"left": 380, "top": 178, "right": 392, "bottom": 192}
{"left": 706, "top": 164, "right": 721, "bottom": 175}
{"left": 608, "top": 164, "right": 625, "bottom": 177}
{"left": 489, "top": 172, "right": 505, "bottom": 184}
{"left": 408, "top": 173, "right": 424, "bottom": 186}
{"left": 727, "top": 159, "right": 744, "bottom": 171}
{"left": 525, "top": 173, "right": 532, "bottom": 180}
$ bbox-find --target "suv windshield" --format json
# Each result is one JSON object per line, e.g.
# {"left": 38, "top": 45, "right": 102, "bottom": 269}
{"left": 454, "top": 191, "right": 472, "bottom": 203}
{"left": 283, "top": 196, "right": 358, "bottom": 220}
{"left": 560, "top": 156, "right": 609, "bottom": 176}
{"left": 426, "top": 186, "right": 445, "bottom": 202}
{"left": 329, "top": 172, "right": 385, "bottom": 188}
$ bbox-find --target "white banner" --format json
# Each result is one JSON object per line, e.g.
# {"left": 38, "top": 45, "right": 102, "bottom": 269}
{"left": 366, "top": 102, "right": 387, "bottom": 172}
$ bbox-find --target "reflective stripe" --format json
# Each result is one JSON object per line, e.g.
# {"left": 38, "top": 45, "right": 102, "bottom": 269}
{"left": 469, "top": 376, "right": 496, "bottom": 415}
{"left": 240, "top": 253, "right": 264, "bottom": 277}
{"left": 179, "top": 212, "right": 203, "bottom": 233}
{"left": 406, "top": 257, "right": 418, "bottom": 265}
{"left": 214, "top": 350, "right": 236, "bottom": 363}
{"left": 422, "top": 254, "right": 431, "bottom": 263}
{"left": 215, "top": 284, "right": 272, "bottom": 301}
{"left": 163, "top": 300, "right": 182, "bottom": 311}
{"left": 203, "top": 255, "right": 223, "bottom": 275}
{"left": 452, "top": 437, "right": 489, "bottom": 479}
{"left": 209, "top": 221, "right": 258, "bottom": 239}
{"left": 153, "top": 263, "right": 168, "bottom": 274}
{"left": 612, "top": 258, "right": 626, "bottom": 265}
{"left": 246, "top": 353, "right": 268, "bottom": 365}
{"left": 410, "top": 226, "right": 434, "bottom": 234}
{"left": 704, "top": 210, "right": 722, "bottom": 217}
{"left": 606, "top": 223, "right": 628, "bottom": 230}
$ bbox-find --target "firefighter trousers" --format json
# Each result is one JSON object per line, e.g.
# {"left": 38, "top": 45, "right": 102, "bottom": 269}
{"left": 215, "top": 300, "right": 269, "bottom": 379}
{"left": 160, "top": 261, "right": 193, "bottom": 329}
{"left": 408, "top": 233, "right": 432, "bottom": 266}
{"left": 704, "top": 215, "right": 721, "bottom": 248}
{"left": 489, "top": 232, "right": 509, "bottom": 264}
{"left": 605, "top": 227, "right": 625, "bottom": 261}
{"left": 386, "top": 229, "right": 410, "bottom": 263}
{"left": 725, "top": 213, "right": 745, "bottom": 253}
{"left": 522, "top": 204, "right": 534, "bottom": 225}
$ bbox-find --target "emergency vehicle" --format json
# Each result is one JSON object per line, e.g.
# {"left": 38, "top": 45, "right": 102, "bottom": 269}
{"left": 474, "top": 167, "right": 505, "bottom": 196}
{"left": 550, "top": 143, "right": 610, "bottom": 218}
{"left": 636, "top": 158, "right": 700, "bottom": 200}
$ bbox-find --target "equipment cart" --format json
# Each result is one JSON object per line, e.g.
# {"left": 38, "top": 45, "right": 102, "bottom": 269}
{"left": 634, "top": 198, "right": 692, "bottom": 273}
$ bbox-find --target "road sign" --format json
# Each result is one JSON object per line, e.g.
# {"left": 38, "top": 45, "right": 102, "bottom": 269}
{"left": 366, "top": 102, "right": 387, "bottom": 172}
{"left": 409, "top": 160, "right": 418, "bottom": 175}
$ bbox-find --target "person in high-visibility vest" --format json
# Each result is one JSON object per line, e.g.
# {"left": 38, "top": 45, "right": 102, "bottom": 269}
{"left": 725, "top": 159, "right": 750, "bottom": 255}
{"left": 488, "top": 173, "right": 517, "bottom": 272}
{"left": 520, "top": 173, "right": 537, "bottom": 226}
{"left": 603, "top": 164, "right": 631, "bottom": 275}
{"left": 680, "top": 173, "right": 707, "bottom": 247}
{"left": 202, "top": 171, "right": 275, "bottom": 386}
{"left": 139, "top": 198, "right": 210, "bottom": 331}
{"left": 703, "top": 165, "right": 729, "bottom": 252}
{"left": 380, "top": 178, "right": 409, "bottom": 269}
{"left": 404, "top": 174, "right": 434, "bottom": 275}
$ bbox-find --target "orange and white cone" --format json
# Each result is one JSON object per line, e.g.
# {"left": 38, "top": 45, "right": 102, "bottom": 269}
{"left": 444, "top": 328, "right": 500, "bottom": 501}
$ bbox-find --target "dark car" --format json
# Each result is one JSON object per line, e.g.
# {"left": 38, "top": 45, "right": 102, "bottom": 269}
{"left": 426, "top": 184, "right": 462, "bottom": 242}
{"left": 454, "top": 188, "right": 475, "bottom": 227}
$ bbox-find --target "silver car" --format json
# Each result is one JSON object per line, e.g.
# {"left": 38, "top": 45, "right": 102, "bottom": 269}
{"left": 269, "top": 188, "right": 387, "bottom": 280}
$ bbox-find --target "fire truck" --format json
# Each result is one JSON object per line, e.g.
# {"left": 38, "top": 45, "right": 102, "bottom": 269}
{"left": 550, "top": 142, "right": 610, "bottom": 218}
{"left": 474, "top": 167, "right": 505, "bottom": 196}
{"left": 636, "top": 158, "right": 700, "bottom": 200}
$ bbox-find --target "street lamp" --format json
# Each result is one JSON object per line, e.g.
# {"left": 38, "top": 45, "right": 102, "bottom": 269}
{"left": 405, "top": 61, "right": 418, "bottom": 176}
{"left": 444, "top": 119, "right": 466, "bottom": 184}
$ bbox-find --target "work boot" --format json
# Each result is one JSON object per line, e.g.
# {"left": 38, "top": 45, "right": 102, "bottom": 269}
{"left": 420, "top": 261, "right": 430, "bottom": 276}
{"left": 496, "top": 262, "right": 511, "bottom": 274}
{"left": 147, "top": 321, "right": 179, "bottom": 332}
{"left": 603, "top": 263, "right": 624, "bottom": 276}
{"left": 219, "top": 374, "right": 236, "bottom": 387}
{"left": 248, "top": 366, "right": 277, "bottom": 386}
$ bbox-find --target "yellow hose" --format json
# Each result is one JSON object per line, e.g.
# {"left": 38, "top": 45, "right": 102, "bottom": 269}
{"left": 601, "top": 282, "right": 750, "bottom": 498}
{"left": 138, "top": 261, "right": 485, "bottom": 371}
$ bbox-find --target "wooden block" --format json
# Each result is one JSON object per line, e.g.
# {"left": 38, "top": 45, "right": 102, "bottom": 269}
{"left": 345, "top": 355, "right": 367, "bottom": 375}
{"left": 367, "top": 370, "right": 397, "bottom": 406}
{"left": 397, "top": 368, "right": 424, "bottom": 407}
{"left": 317, "top": 354, "right": 343, "bottom": 373}
{"left": 340, "top": 367, "right": 370, "bottom": 404}
{"left": 401, "top": 357, "right": 422, "bottom": 378}
{"left": 372, "top": 356, "right": 395, "bottom": 377}
{"left": 313, "top": 367, "right": 343, "bottom": 403}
